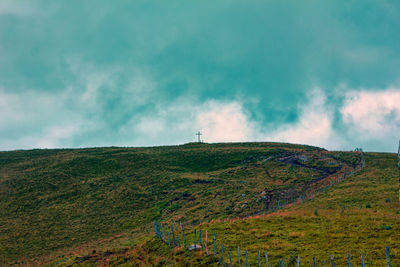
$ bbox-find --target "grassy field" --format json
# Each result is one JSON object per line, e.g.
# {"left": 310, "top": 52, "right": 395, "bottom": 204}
{"left": 0, "top": 142, "right": 390, "bottom": 266}
{"left": 128, "top": 152, "right": 400, "bottom": 266}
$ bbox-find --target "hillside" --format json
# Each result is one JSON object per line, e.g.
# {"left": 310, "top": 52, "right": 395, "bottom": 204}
{"left": 132, "top": 152, "right": 399, "bottom": 266}
{"left": 0, "top": 142, "right": 385, "bottom": 266}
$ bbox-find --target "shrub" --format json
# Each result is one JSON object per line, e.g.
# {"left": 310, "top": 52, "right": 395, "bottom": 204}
{"left": 380, "top": 225, "right": 392, "bottom": 230}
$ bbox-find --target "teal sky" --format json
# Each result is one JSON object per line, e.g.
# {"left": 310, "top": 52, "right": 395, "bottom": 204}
{"left": 1, "top": 0, "right": 400, "bottom": 152}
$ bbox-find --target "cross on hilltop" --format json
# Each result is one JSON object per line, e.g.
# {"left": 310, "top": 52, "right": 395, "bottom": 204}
{"left": 196, "top": 131, "right": 202, "bottom": 143}
{"left": 398, "top": 140, "right": 400, "bottom": 201}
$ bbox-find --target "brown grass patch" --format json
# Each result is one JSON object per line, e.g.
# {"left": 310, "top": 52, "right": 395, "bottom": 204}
{"left": 288, "top": 232, "right": 305, "bottom": 238}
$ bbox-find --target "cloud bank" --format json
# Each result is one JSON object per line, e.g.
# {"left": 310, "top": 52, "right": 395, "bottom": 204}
{"left": 1, "top": 1, "right": 400, "bottom": 152}
{"left": 1, "top": 72, "right": 399, "bottom": 152}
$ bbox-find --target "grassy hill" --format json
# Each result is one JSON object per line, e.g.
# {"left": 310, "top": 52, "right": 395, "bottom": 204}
{"left": 0, "top": 142, "right": 393, "bottom": 266}
{"left": 130, "top": 152, "right": 399, "bottom": 266}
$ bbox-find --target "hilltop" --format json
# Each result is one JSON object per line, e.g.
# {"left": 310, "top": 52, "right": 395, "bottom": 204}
{"left": 0, "top": 142, "right": 397, "bottom": 266}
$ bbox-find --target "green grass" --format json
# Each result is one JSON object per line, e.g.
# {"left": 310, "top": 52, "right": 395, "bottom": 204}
{"left": 134, "top": 152, "right": 400, "bottom": 266}
{"left": 0, "top": 142, "right": 370, "bottom": 265}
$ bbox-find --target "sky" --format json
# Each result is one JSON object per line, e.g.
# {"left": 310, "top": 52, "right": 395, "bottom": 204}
{"left": 0, "top": 0, "right": 400, "bottom": 152}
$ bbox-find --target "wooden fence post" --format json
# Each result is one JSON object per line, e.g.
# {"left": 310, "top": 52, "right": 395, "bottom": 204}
{"left": 386, "top": 246, "right": 391, "bottom": 267}
{"left": 172, "top": 225, "right": 176, "bottom": 246}
{"left": 199, "top": 230, "right": 203, "bottom": 251}
{"left": 154, "top": 221, "right": 158, "bottom": 238}
{"left": 154, "top": 221, "right": 160, "bottom": 240}
{"left": 213, "top": 233, "right": 217, "bottom": 257}
{"left": 397, "top": 140, "right": 400, "bottom": 201}
{"left": 238, "top": 247, "right": 241, "bottom": 267}
{"left": 265, "top": 252, "right": 269, "bottom": 267}
{"left": 166, "top": 224, "right": 171, "bottom": 247}
{"left": 157, "top": 222, "right": 163, "bottom": 242}
{"left": 347, "top": 253, "right": 351, "bottom": 267}
{"left": 221, "top": 244, "right": 225, "bottom": 267}
{"left": 160, "top": 224, "right": 166, "bottom": 243}
{"left": 330, "top": 255, "right": 335, "bottom": 267}
{"left": 229, "top": 251, "right": 232, "bottom": 267}
{"left": 258, "top": 250, "right": 261, "bottom": 267}
{"left": 157, "top": 222, "right": 164, "bottom": 241}
{"left": 205, "top": 230, "right": 209, "bottom": 255}
{"left": 174, "top": 223, "right": 180, "bottom": 246}
{"left": 180, "top": 222, "right": 186, "bottom": 248}
{"left": 194, "top": 229, "right": 197, "bottom": 250}
{"left": 245, "top": 250, "right": 248, "bottom": 267}
{"left": 313, "top": 256, "right": 316, "bottom": 267}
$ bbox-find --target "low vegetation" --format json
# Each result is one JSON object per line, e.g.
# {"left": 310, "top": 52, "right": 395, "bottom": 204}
{"left": 0, "top": 142, "right": 395, "bottom": 266}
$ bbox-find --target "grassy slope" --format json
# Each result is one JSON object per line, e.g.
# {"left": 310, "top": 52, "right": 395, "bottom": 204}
{"left": 0, "top": 142, "right": 359, "bottom": 266}
{"left": 131, "top": 152, "right": 400, "bottom": 266}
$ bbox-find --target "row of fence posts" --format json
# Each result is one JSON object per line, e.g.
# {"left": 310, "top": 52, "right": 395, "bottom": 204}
{"left": 159, "top": 153, "right": 365, "bottom": 231}
{"left": 250, "top": 151, "right": 365, "bottom": 218}
{"left": 245, "top": 162, "right": 363, "bottom": 219}
{"left": 154, "top": 221, "right": 392, "bottom": 266}
{"left": 154, "top": 221, "right": 391, "bottom": 267}
{"left": 153, "top": 152, "right": 368, "bottom": 265}
{"left": 153, "top": 154, "right": 366, "bottom": 238}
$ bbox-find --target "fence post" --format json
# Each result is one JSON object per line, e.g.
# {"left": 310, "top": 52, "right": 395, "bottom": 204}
{"left": 245, "top": 250, "right": 248, "bottom": 267}
{"left": 166, "top": 224, "right": 171, "bottom": 247}
{"left": 258, "top": 250, "right": 261, "bottom": 267}
{"left": 160, "top": 224, "right": 166, "bottom": 243}
{"left": 361, "top": 255, "right": 365, "bottom": 267}
{"left": 180, "top": 222, "right": 186, "bottom": 248}
{"left": 175, "top": 223, "right": 180, "bottom": 246}
{"left": 158, "top": 222, "right": 164, "bottom": 242}
{"left": 229, "top": 251, "right": 233, "bottom": 267}
{"left": 313, "top": 256, "right": 316, "bottom": 267}
{"left": 199, "top": 230, "right": 203, "bottom": 251}
{"left": 205, "top": 230, "right": 209, "bottom": 255}
{"left": 265, "top": 252, "right": 269, "bottom": 267}
{"left": 194, "top": 229, "right": 197, "bottom": 250}
{"left": 172, "top": 225, "right": 176, "bottom": 246}
{"left": 397, "top": 140, "right": 400, "bottom": 201}
{"left": 221, "top": 244, "right": 225, "bottom": 267}
{"left": 154, "top": 221, "right": 158, "bottom": 239}
{"left": 330, "top": 255, "right": 335, "bottom": 267}
{"left": 238, "top": 247, "right": 241, "bottom": 267}
{"left": 386, "top": 246, "right": 391, "bottom": 267}
{"left": 297, "top": 256, "right": 300, "bottom": 267}
{"left": 213, "top": 233, "right": 217, "bottom": 257}
{"left": 347, "top": 253, "right": 351, "bottom": 267}
{"left": 156, "top": 221, "right": 162, "bottom": 240}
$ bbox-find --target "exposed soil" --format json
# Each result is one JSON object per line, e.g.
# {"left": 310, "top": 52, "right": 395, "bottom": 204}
{"left": 263, "top": 153, "right": 348, "bottom": 210}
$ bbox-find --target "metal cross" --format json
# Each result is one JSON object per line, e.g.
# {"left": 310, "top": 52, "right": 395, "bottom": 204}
{"left": 196, "top": 131, "right": 202, "bottom": 143}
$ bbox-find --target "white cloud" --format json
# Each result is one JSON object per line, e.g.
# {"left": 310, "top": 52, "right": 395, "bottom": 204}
{"left": 119, "top": 90, "right": 344, "bottom": 149}
{"left": 2, "top": 73, "right": 399, "bottom": 152}
{"left": 341, "top": 88, "right": 400, "bottom": 139}
{"left": 0, "top": 58, "right": 161, "bottom": 150}
{"left": 196, "top": 101, "right": 255, "bottom": 142}
{"left": 0, "top": 89, "right": 86, "bottom": 150}
{"left": 264, "top": 88, "right": 344, "bottom": 149}
{"left": 119, "top": 98, "right": 257, "bottom": 146}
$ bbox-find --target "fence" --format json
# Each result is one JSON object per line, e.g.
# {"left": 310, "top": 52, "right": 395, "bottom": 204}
{"left": 153, "top": 151, "right": 369, "bottom": 265}
{"left": 154, "top": 221, "right": 393, "bottom": 266}
{"left": 168, "top": 152, "right": 365, "bottom": 228}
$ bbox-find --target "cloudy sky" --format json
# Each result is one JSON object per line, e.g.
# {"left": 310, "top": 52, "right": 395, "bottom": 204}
{"left": 0, "top": 0, "right": 399, "bottom": 152}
